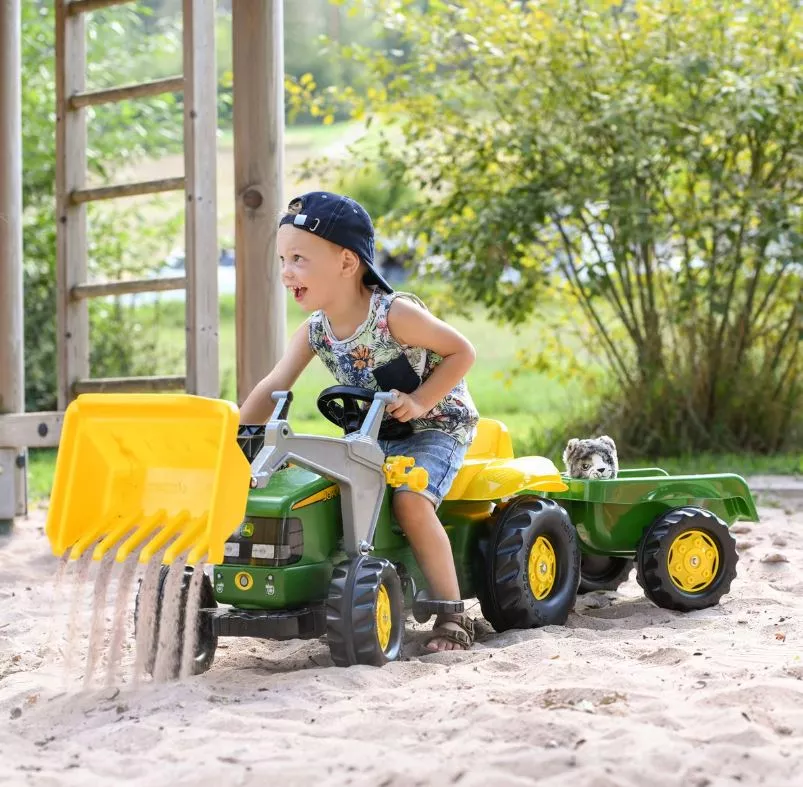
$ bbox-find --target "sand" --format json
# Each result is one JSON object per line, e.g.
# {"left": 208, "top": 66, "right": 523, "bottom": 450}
{"left": 1, "top": 491, "right": 801, "bottom": 787}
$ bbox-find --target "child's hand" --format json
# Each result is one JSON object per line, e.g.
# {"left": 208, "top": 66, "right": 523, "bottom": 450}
{"left": 385, "top": 390, "right": 428, "bottom": 422}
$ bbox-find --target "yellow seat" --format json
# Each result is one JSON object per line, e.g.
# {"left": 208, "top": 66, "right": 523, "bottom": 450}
{"left": 443, "top": 418, "right": 513, "bottom": 501}
{"left": 443, "top": 418, "right": 567, "bottom": 502}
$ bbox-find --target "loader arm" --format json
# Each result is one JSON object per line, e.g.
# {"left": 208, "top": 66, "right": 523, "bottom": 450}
{"left": 249, "top": 391, "right": 395, "bottom": 556}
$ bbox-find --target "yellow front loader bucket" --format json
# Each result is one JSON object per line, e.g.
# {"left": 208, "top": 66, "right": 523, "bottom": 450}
{"left": 45, "top": 394, "right": 251, "bottom": 566}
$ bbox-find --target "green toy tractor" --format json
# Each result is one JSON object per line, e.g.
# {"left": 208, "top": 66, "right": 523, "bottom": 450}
{"left": 44, "top": 388, "right": 758, "bottom": 676}
{"left": 140, "top": 388, "right": 758, "bottom": 675}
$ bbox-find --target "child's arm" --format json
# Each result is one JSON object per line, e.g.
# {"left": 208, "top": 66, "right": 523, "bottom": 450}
{"left": 239, "top": 320, "right": 314, "bottom": 424}
{"left": 385, "top": 299, "right": 476, "bottom": 422}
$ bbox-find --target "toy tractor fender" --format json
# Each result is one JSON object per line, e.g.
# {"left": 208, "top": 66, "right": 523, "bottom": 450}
{"left": 443, "top": 418, "right": 568, "bottom": 503}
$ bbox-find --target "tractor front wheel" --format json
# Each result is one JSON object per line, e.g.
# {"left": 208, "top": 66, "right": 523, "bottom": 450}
{"left": 636, "top": 507, "right": 738, "bottom": 612}
{"left": 326, "top": 556, "right": 405, "bottom": 667}
{"left": 480, "top": 496, "right": 580, "bottom": 632}
{"left": 134, "top": 565, "right": 218, "bottom": 679}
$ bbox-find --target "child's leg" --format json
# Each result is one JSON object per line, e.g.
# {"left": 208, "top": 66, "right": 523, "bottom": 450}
{"left": 392, "top": 491, "right": 470, "bottom": 653}
{"left": 393, "top": 491, "right": 460, "bottom": 600}
{"left": 381, "top": 429, "right": 474, "bottom": 652}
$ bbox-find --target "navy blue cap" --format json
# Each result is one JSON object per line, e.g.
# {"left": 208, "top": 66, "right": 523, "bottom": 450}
{"left": 279, "top": 191, "right": 393, "bottom": 294}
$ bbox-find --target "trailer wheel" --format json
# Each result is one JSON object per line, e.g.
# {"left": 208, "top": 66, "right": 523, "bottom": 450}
{"left": 578, "top": 555, "right": 634, "bottom": 594}
{"left": 636, "top": 507, "right": 738, "bottom": 612}
{"left": 480, "top": 496, "right": 580, "bottom": 632}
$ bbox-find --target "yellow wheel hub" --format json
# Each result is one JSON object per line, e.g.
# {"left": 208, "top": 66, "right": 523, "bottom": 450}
{"left": 528, "top": 536, "right": 556, "bottom": 600}
{"left": 667, "top": 529, "right": 720, "bottom": 592}
{"left": 375, "top": 584, "right": 392, "bottom": 651}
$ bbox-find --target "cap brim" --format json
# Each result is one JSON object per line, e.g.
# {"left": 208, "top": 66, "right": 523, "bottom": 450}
{"left": 362, "top": 262, "right": 394, "bottom": 294}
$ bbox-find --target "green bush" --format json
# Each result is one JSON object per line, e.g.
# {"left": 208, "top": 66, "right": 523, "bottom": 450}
{"left": 334, "top": 162, "right": 419, "bottom": 224}
{"left": 306, "top": 0, "right": 802, "bottom": 457}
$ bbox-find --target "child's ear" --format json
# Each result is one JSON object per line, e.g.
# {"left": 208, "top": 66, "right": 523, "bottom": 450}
{"left": 339, "top": 247, "right": 362, "bottom": 278}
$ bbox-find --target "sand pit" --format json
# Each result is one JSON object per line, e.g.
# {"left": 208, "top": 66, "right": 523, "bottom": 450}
{"left": 1, "top": 491, "right": 801, "bottom": 787}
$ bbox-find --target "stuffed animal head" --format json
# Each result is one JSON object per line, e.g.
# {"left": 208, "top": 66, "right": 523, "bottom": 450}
{"left": 562, "top": 435, "right": 619, "bottom": 479}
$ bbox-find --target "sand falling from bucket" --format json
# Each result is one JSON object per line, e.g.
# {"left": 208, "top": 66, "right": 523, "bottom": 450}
{"left": 105, "top": 550, "right": 143, "bottom": 688}
{"left": 180, "top": 563, "right": 207, "bottom": 680}
{"left": 44, "top": 553, "right": 70, "bottom": 662}
{"left": 55, "top": 541, "right": 209, "bottom": 690}
{"left": 83, "top": 550, "right": 116, "bottom": 688}
{"left": 132, "top": 552, "right": 165, "bottom": 686}
{"left": 152, "top": 558, "right": 189, "bottom": 682}
{"left": 63, "top": 550, "right": 93, "bottom": 690}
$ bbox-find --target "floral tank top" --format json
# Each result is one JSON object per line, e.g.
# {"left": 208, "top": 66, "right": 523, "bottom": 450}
{"left": 308, "top": 288, "right": 479, "bottom": 445}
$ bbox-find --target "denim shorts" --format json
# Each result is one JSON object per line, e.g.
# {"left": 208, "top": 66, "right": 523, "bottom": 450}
{"left": 378, "top": 429, "right": 469, "bottom": 507}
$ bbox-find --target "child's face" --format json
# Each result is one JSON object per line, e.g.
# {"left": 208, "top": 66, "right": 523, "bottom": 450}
{"left": 277, "top": 224, "right": 356, "bottom": 311}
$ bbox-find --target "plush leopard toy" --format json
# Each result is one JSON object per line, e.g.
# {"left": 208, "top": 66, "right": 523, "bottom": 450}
{"left": 562, "top": 435, "right": 619, "bottom": 479}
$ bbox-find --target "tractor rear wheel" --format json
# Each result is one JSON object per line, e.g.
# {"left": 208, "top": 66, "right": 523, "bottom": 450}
{"left": 578, "top": 555, "right": 634, "bottom": 594}
{"left": 326, "top": 556, "right": 404, "bottom": 667}
{"left": 636, "top": 507, "right": 738, "bottom": 612}
{"left": 480, "top": 496, "right": 580, "bottom": 632}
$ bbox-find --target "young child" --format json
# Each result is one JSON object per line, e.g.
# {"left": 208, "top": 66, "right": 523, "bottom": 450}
{"left": 239, "top": 191, "right": 480, "bottom": 652}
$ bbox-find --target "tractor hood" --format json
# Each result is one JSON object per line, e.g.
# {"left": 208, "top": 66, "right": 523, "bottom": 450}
{"left": 245, "top": 463, "right": 339, "bottom": 519}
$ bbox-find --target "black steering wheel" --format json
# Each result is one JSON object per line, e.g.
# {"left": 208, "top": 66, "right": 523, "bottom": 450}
{"left": 316, "top": 385, "right": 412, "bottom": 441}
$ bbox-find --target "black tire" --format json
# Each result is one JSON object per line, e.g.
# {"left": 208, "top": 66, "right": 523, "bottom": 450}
{"left": 636, "top": 507, "right": 738, "bottom": 612}
{"left": 578, "top": 555, "right": 634, "bottom": 594}
{"left": 134, "top": 565, "right": 218, "bottom": 678}
{"left": 326, "top": 556, "right": 404, "bottom": 667}
{"left": 480, "top": 496, "right": 580, "bottom": 632}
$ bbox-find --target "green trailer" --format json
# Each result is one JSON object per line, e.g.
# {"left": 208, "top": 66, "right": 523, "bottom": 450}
{"left": 547, "top": 468, "right": 757, "bottom": 607}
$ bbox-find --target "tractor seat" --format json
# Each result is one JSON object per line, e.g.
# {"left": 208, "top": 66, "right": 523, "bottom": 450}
{"left": 443, "top": 418, "right": 514, "bottom": 501}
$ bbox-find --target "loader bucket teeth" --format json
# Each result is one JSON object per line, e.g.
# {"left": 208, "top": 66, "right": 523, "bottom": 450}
{"left": 45, "top": 393, "right": 251, "bottom": 565}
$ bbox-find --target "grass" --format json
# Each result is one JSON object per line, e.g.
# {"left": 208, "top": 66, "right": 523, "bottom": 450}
{"left": 217, "top": 120, "right": 364, "bottom": 152}
{"left": 637, "top": 453, "right": 803, "bottom": 477}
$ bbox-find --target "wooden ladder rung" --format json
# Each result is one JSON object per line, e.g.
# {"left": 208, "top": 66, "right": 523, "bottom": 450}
{"left": 73, "top": 376, "right": 187, "bottom": 394}
{"left": 68, "top": 0, "right": 135, "bottom": 16}
{"left": 71, "top": 176, "right": 185, "bottom": 204}
{"left": 70, "top": 76, "right": 185, "bottom": 110}
{"left": 71, "top": 276, "right": 187, "bottom": 300}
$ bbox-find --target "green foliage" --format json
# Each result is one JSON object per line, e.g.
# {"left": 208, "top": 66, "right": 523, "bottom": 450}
{"left": 119, "top": 2, "right": 383, "bottom": 129}
{"left": 301, "top": 0, "right": 803, "bottom": 456}
{"left": 334, "top": 161, "right": 419, "bottom": 223}
{"left": 22, "top": 2, "right": 183, "bottom": 412}
{"left": 283, "top": 0, "right": 382, "bottom": 124}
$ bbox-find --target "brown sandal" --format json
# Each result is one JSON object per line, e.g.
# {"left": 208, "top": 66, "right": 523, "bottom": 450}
{"left": 424, "top": 613, "right": 475, "bottom": 652}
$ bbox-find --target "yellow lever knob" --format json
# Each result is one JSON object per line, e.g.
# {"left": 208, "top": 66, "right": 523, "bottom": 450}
{"left": 383, "top": 456, "right": 429, "bottom": 493}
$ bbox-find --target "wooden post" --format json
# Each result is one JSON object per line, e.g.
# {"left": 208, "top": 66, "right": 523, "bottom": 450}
{"left": 232, "top": 0, "right": 286, "bottom": 404}
{"left": 183, "top": 0, "right": 220, "bottom": 397}
{"left": 0, "top": 0, "right": 26, "bottom": 520}
{"left": 55, "top": 0, "right": 89, "bottom": 410}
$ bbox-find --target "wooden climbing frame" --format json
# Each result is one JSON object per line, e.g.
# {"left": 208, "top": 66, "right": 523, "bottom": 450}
{"left": 0, "top": 0, "right": 286, "bottom": 522}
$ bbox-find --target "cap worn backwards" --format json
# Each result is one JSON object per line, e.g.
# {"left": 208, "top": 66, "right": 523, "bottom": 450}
{"left": 279, "top": 191, "right": 393, "bottom": 294}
